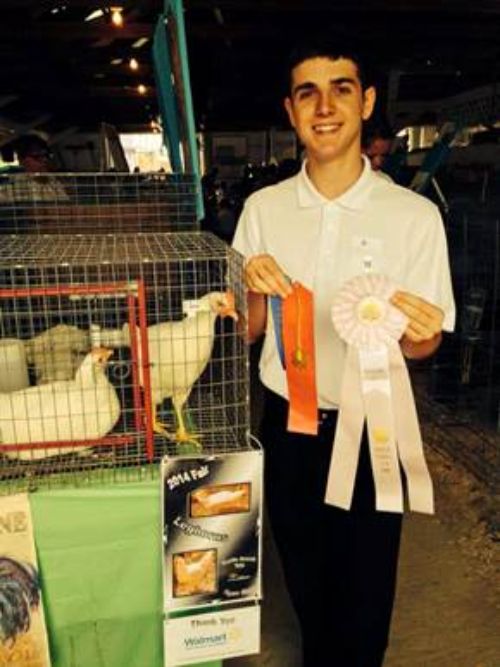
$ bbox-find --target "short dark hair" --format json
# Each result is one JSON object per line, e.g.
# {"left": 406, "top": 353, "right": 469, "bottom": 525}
{"left": 285, "top": 37, "right": 374, "bottom": 95}
{"left": 14, "top": 134, "right": 50, "bottom": 160}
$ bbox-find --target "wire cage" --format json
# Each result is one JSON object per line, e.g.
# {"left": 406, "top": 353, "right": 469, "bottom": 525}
{"left": 429, "top": 208, "right": 500, "bottom": 422}
{"left": 0, "top": 232, "right": 249, "bottom": 493}
{"left": 0, "top": 172, "right": 199, "bottom": 234}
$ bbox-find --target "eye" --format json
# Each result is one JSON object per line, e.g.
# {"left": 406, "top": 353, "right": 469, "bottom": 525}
{"left": 296, "top": 89, "right": 314, "bottom": 101}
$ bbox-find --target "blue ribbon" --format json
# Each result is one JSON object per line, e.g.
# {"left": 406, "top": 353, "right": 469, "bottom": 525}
{"left": 270, "top": 295, "right": 286, "bottom": 369}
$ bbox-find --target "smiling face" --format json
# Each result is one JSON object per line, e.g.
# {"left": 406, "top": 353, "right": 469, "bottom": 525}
{"left": 284, "top": 56, "right": 375, "bottom": 168}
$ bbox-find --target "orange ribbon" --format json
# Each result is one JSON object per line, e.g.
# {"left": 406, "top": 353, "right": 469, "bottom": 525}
{"left": 282, "top": 283, "right": 318, "bottom": 435}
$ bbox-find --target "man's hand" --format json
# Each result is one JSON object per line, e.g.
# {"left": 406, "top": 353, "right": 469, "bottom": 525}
{"left": 244, "top": 254, "right": 292, "bottom": 298}
{"left": 391, "top": 291, "right": 444, "bottom": 342}
{"left": 390, "top": 291, "right": 444, "bottom": 359}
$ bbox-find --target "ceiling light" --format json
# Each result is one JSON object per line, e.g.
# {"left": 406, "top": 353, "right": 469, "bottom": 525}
{"left": 214, "top": 7, "right": 224, "bottom": 25}
{"left": 132, "top": 37, "right": 149, "bottom": 49}
{"left": 85, "top": 8, "right": 104, "bottom": 22}
{"left": 129, "top": 58, "right": 139, "bottom": 71}
{"left": 111, "top": 58, "right": 123, "bottom": 65}
{"left": 110, "top": 7, "right": 124, "bottom": 27}
{"left": 137, "top": 84, "right": 147, "bottom": 95}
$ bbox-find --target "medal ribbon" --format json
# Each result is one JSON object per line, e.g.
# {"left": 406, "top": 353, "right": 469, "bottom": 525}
{"left": 324, "top": 274, "right": 434, "bottom": 514}
{"left": 280, "top": 283, "right": 318, "bottom": 435}
{"left": 270, "top": 294, "right": 286, "bottom": 369}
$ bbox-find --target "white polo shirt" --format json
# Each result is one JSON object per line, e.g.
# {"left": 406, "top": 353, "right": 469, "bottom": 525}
{"left": 233, "top": 157, "right": 455, "bottom": 409}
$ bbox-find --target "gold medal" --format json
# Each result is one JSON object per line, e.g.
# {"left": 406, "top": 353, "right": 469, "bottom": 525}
{"left": 292, "top": 287, "right": 307, "bottom": 369}
{"left": 372, "top": 426, "right": 390, "bottom": 444}
{"left": 357, "top": 296, "right": 385, "bottom": 324}
{"left": 292, "top": 347, "right": 306, "bottom": 368}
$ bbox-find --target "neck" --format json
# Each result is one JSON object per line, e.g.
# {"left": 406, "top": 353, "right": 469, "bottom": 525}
{"left": 76, "top": 357, "right": 99, "bottom": 384}
{"left": 306, "top": 154, "right": 364, "bottom": 200}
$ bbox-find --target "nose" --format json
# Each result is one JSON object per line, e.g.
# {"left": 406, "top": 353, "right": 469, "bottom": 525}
{"left": 316, "top": 89, "right": 335, "bottom": 115}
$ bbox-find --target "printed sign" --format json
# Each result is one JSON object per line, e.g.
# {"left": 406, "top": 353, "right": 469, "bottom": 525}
{"left": 0, "top": 494, "right": 51, "bottom": 667}
{"left": 164, "top": 604, "right": 260, "bottom": 666}
{"left": 162, "top": 450, "right": 263, "bottom": 612}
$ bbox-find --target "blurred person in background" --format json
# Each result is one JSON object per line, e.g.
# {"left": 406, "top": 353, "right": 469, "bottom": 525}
{"left": 0, "top": 134, "right": 68, "bottom": 202}
{"left": 362, "top": 118, "right": 394, "bottom": 172}
{"left": 14, "top": 134, "right": 55, "bottom": 173}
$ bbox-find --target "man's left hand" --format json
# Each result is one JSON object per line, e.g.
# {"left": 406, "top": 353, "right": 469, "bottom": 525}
{"left": 390, "top": 291, "right": 444, "bottom": 359}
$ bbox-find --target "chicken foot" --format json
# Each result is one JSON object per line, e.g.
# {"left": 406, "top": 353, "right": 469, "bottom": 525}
{"left": 151, "top": 404, "right": 202, "bottom": 451}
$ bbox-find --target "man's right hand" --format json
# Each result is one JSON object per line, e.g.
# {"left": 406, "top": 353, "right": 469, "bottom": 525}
{"left": 244, "top": 254, "right": 292, "bottom": 298}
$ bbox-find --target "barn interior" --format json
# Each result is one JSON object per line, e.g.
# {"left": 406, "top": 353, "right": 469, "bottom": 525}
{"left": 0, "top": 2, "right": 498, "bottom": 666}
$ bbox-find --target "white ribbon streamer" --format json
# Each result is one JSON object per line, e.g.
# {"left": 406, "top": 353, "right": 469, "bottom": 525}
{"left": 389, "top": 345, "right": 434, "bottom": 513}
{"left": 359, "top": 346, "right": 404, "bottom": 513}
{"left": 324, "top": 345, "right": 364, "bottom": 510}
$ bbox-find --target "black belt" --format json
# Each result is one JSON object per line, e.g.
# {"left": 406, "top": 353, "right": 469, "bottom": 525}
{"left": 263, "top": 386, "right": 338, "bottom": 429}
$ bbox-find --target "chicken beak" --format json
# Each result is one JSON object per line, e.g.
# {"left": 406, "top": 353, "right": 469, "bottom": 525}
{"left": 220, "top": 291, "right": 239, "bottom": 321}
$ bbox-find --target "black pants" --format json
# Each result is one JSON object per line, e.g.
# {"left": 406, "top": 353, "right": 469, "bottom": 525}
{"left": 260, "top": 388, "right": 403, "bottom": 667}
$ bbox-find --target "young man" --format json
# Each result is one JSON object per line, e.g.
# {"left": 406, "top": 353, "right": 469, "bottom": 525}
{"left": 233, "top": 41, "right": 455, "bottom": 667}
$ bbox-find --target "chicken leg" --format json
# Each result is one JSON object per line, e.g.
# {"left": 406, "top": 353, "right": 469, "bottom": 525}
{"left": 151, "top": 398, "right": 201, "bottom": 451}
{"left": 172, "top": 395, "right": 202, "bottom": 451}
{"left": 152, "top": 403, "right": 176, "bottom": 439}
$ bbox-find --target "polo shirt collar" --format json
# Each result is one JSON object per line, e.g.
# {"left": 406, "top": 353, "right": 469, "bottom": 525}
{"left": 297, "top": 155, "right": 374, "bottom": 210}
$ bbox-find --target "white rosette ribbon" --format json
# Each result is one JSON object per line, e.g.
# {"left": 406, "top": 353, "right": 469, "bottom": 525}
{"left": 324, "top": 274, "right": 434, "bottom": 514}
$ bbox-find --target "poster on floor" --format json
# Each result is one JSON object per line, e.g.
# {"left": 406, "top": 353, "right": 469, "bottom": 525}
{"left": 0, "top": 493, "right": 52, "bottom": 667}
{"left": 161, "top": 450, "right": 263, "bottom": 612}
{"left": 164, "top": 603, "right": 260, "bottom": 666}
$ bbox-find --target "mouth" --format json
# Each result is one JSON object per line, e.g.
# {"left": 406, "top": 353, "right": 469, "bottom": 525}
{"left": 312, "top": 123, "right": 342, "bottom": 135}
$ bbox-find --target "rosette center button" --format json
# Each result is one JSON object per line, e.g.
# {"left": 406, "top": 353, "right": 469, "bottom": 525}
{"left": 356, "top": 296, "right": 386, "bottom": 324}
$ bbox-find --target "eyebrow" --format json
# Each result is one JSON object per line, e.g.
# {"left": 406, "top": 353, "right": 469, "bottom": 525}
{"left": 292, "top": 77, "right": 357, "bottom": 97}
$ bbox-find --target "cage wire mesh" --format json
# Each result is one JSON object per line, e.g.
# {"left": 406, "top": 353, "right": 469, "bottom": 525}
{"left": 0, "top": 232, "right": 249, "bottom": 494}
{"left": 430, "top": 209, "right": 500, "bottom": 422}
{"left": 0, "top": 172, "right": 199, "bottom": 233}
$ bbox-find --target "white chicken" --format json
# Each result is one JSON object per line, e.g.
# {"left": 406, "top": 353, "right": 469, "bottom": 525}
{"left": 174, "top": 550, "right": 215, "bottom": 594}
{"left": 0, "top": 347, "right": 120, "bottom": 460}
{"left": 124, "top": 291, "right": 238, "bottom": 447}
{"left": 196, "top": 488, "right": 246, "bottom": 510}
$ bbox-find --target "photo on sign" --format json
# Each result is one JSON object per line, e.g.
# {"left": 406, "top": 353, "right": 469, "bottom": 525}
{"left": 189, "top": 482, "right": 251, "bottom": 518}
{"left": 172, "top": 549, "right": 218, "bottom": 598}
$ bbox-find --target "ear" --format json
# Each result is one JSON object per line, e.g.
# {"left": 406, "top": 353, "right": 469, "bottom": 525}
{"left": 361, "top": 86, "right": 376, "bottom": 121}
{"left": 284, "top": 97, "right": 296, "bottom": 130}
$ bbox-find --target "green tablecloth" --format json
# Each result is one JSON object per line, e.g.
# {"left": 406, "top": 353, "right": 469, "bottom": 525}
{"left": 30, "top": 480, "right": 220, "bottom": 667}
